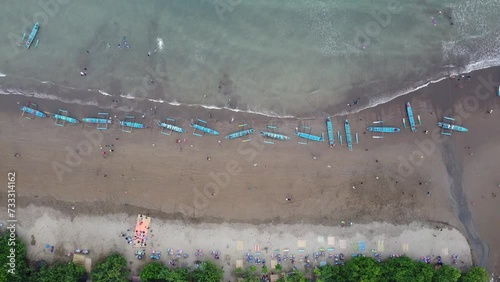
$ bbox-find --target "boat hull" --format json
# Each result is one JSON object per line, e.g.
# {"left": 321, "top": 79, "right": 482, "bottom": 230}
{"left": 260, "top": 131, "right": 290, "bottom": 141}
{"left": 367, "top": 127, "right": 401, "bottom": 133}
{"left": 326, "top": 117, "right": 334, "bottom": 146}
{"left": 344, "top": 119, "right": 353, "bottom": 151}
{"left": 406, "top": 102, "right": 416, "bottom": 132}
{"left": 437, "top": 122, "right": 468, "bottom": 132}
{"left": 21, "top": 106, "right": 46, "bottom": 117}
{"left": 225, "top": 129, "right": 254, "bottom": 139}
{"left": 83, "top": 118, "right": 111, "bottom": 124}
{"left": 158, "top": 121, "right": 186, "bottom": 133}
{"left": 120, "top": 121, "right": 146, "bottom": 129}
{"left": 53, "top": 114, "right": 79, "bottom": 124}
{"left": 295, "top": 132, "right": 324, "bottom": 142}
{"left": 25, "top": 22, "right": 39, "bottom": 49}
{"left": 190, "top": 124, "right": 219, "bottom": 135}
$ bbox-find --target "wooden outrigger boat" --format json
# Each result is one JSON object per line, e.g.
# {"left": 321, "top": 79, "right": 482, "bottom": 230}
{"left": 225, "top": 128, "right": 254, "bottom": 139}
{"left": 53, "top": 109, "right": 79, "bottom": 126}
{"left": 438, "top": 117, "right": 468, "bottom": 136}
{"left": 20, "top": 105, "right": 46, "bottom": 118}
{"left": 326, "top": 116, "right": 335, "bottom": 147}
{"left": 83, "top": 118, "right": 112, "bottom": 124}
{"left": 157, "top": 119, "right": 186, "bottom": 134}
{"left": 344, "top": 119, "right": 353, "bottom": 151}
{"left": 260, "top": 131, "right": 290, "bottom": 141}
{"left": 406, "top": 102, "right": 416, "bottom": 132}
{"left": 367, "top": 126, "right": 401, "bottom": 133}
{"left": 119, "top": 120, "right": 146, "bottom": 129}
{"left": 25, "top": 22, "right": 39, "bottom": 49}
{"left": 295, "top": 126, "right": 324, "bottom": 144}
{"left": 191, "top": 119, "right": 219, "bottom": 136}
{"left": 120, "top": 116, "right": 146, "bottom": 132}
{"left": 83, "top": 113, "right": 111, "bottom": 130}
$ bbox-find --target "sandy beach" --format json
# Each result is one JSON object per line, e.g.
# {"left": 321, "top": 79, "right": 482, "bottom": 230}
{"left": 1, "top": 205, "right": 472, "bottom": 281}
{"left": 0, "top": 66, "right": 499, "bottom": 279}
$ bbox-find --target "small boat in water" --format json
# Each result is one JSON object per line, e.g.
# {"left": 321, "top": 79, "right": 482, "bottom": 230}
{"left": 437, "top": 117, "right": 468, "bottom": 136}
{"left": 20, "top": 106, "right": 46, "bottom": 118}
{"left": 25, "top": 22, "right": 39, "bottom": 49}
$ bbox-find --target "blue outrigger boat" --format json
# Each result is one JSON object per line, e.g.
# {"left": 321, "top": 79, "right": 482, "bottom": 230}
{"left": 438, "top": 117, "right": 468, "bottom": 136}
{"left": 438, "top": 122, "right": 468, "bottom": 132}
{"left": 406, "top": 102, "right": 416, "bottom": 132}
{"left": 120, "top": 120, "right": 146, "bottom": 129}
{"left": 20, "top": 106, "right": 46, "bottom": 118}
{"left": 326, "top": 116, "right": 335, "bottom": 147}
{"left": 344, "top": 119, "right": 353, "bottom": 151}
{"left": 260, "top": 131, "right": 290, "bottom": 141}
{"left": 25, "top": 22, "right": 39, "bottom": 49}
{"left": 53, "top": 113, "right": 79, "bottom": 124}
{"left": 191, "top": 119, "right": 219, "bottom": 136}
{"left": 295, "top": 130, "right": 324, "bottom": 142}
{"left": 225, "top": 128, "right": 254, "bottom": 139}
{"left": 83, "top": 118, "right": 112, "bottom": 124}
{"left": 157, "top": 120, "right": 186, "bottom": 133}
{"left": 367, "top": 126, "right": 401, "bottom": 133}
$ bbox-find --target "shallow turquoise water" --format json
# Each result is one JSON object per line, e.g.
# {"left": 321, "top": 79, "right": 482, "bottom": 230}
{"left": 0, "top": 0, "right": 499, "bottom": 117}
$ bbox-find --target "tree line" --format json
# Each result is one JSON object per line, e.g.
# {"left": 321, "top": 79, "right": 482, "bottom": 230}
{"left": 0, "top": 232, "right": 489, "bottom": 281}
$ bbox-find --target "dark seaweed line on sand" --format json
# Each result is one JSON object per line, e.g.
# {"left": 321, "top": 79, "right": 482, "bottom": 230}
{"left": 442, "top": 142, "right": 489, "bottom": 267}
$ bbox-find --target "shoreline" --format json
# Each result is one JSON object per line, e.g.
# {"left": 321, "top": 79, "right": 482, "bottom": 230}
{"left": 0, "top": 64, "right": 499, "bottom": 120}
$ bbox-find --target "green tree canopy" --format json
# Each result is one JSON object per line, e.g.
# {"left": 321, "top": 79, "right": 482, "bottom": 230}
{"left": 460, "top": 266, "right": 489, "bottom": 282}
{"left": 91, "top": 254, "right": 129, "bottom": 282}
{"left": 380, "top": 256, "right": 433, "bottom": 282}
{"left": 0, "top": 232, "right": 29, "bottom": 282}
{"left": 192, "top": 261, "right": 223, "bottom": 282}
{"left": 140, "top": 262, "right": 189, "bottom": 282}
{"left": 315, "top": 264, "right": 343, "bottom": 282}
{"left": 432, "top": 265, "right": 461, "bottom": 282}
{"left": 342, "top": 256, "right": 381, "bottom": 282}
{"left": 30, "top": 262, "right": 86, "bottom": 282}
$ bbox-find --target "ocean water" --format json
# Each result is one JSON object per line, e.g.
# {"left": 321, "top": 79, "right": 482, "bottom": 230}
{"left": 0, "top": 0, "right": 499, "bottom": 117}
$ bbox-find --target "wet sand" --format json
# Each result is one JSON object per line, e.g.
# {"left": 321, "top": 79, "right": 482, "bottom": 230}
{"left": 0, "top": 66, "right": 499, "bottom": 276}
